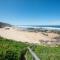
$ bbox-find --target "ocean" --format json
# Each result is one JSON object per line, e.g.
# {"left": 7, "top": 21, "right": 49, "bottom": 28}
{"left": 16, "top": 25, "right": 60, "bottom": 30}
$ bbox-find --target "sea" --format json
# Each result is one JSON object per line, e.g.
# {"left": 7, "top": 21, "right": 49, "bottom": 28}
{"left": 16, "top": 25, "right": 60, "bottom": 30}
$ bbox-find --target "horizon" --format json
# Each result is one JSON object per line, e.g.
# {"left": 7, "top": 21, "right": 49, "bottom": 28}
{"left": 0, "top": 0, "right": 60, "bottom": 25}
{"left": 1, "top": 21, "right": 60, "bottom": 26}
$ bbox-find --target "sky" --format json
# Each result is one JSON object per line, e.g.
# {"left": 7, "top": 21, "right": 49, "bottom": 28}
{"left": 0, "top": 0, "right": 60, "bottom": 25}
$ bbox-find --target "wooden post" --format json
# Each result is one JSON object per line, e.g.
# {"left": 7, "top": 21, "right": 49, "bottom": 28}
{"left": 27, "top": 47, "right": 40, "bottom": 60}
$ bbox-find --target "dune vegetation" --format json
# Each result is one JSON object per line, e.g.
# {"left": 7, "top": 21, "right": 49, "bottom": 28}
{"left": 0, "top": 37, "right": 28, "bottom": 60}
{"left": 26, "top": 45, "right": 60, "bottom": 60}
{"left": 0, "top": 36, "right": 60, "bottom": 60}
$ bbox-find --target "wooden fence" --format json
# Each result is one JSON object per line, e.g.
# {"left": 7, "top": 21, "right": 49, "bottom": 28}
{"left": 26, "top": 47, "right": 40, "bottom": 60}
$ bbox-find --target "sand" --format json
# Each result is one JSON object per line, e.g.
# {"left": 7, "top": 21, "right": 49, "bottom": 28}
{"left": 0, "top": 27, "right": 59, "bottom": 44}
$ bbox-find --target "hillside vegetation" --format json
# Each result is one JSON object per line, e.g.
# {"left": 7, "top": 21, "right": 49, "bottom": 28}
{"left": 0, "top": 22, "right": 12, "bottom": 28}
{"left": 27, "top": 45, "right": 60, "bottom": 60}
{"left": 0, "top": 37, "right": 28, "bottom": 60}
{"left": 0, "top": 37, "right": 60, "bottom": 60}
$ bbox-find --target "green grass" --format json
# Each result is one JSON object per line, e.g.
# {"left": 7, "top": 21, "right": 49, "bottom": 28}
{"left": 0, "top": 37, "right": 60, "bottom": 60}
{"left": 26, "top": 45, "right": 60, "bottom": 60}
{"left": 0, "top": 37, "right": 28, "bottom": 60}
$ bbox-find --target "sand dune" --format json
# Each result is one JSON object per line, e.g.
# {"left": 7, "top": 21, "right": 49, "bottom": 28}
{"left": 0, "top": 27, "right": 59, "bottom": 44}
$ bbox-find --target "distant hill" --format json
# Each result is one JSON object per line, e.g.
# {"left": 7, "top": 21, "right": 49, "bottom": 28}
{"left": 0, "top": 22, "right": 12, "bottom": 28}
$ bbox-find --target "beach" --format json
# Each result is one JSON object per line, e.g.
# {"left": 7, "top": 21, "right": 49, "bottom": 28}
{"left": 0, "top": 27, "right": 59, "bottom": 44}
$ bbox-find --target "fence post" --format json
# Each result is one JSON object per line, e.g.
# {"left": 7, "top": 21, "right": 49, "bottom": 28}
{"left": 27, "top": 47, "right": 40, "bottom": 60}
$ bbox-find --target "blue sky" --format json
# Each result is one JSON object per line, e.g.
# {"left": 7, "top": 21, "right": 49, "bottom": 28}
{"left": 0, "top": 0, "right": 60, "bottom": 25}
